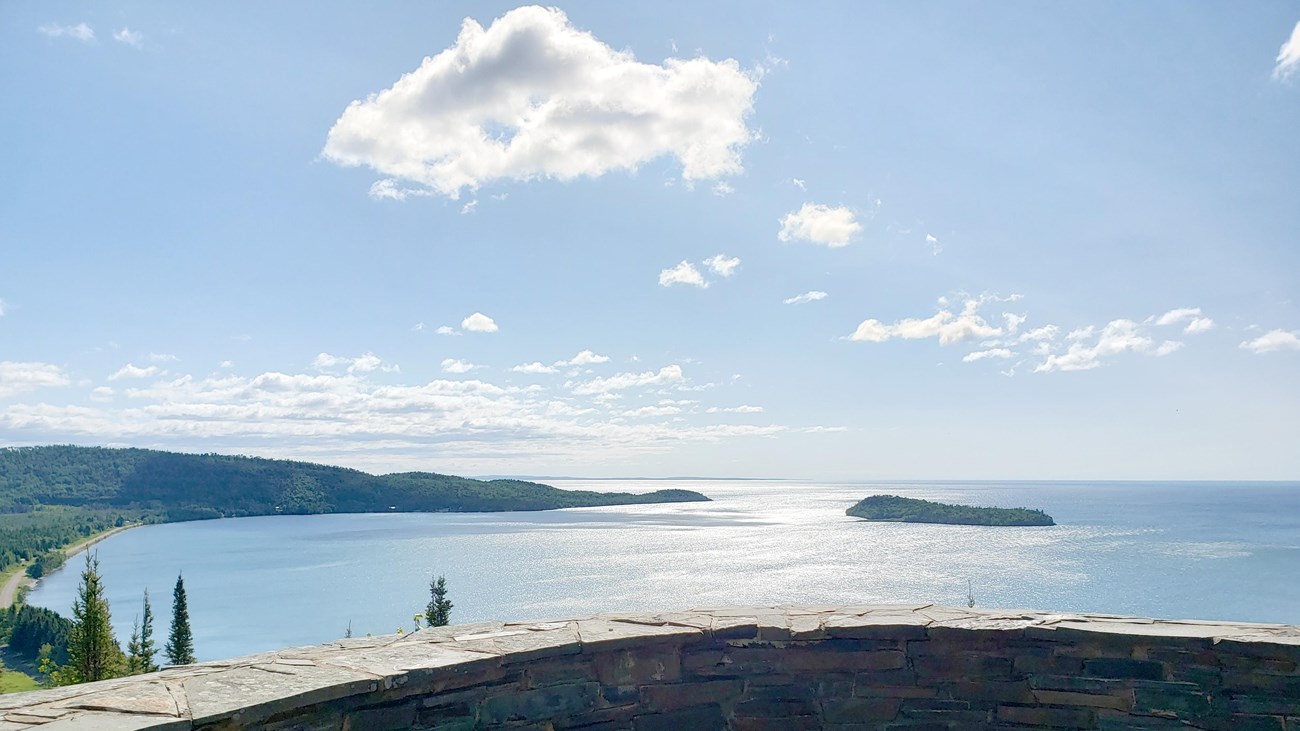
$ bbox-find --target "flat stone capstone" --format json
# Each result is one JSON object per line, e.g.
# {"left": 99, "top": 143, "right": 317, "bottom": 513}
{"left": 1, "top": 604, "right": 1298, "bottom": 729}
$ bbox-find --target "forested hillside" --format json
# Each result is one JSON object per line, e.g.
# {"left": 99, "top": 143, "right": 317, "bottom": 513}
{"left": 0, "top": 446, "right": 708, "bottom": 520}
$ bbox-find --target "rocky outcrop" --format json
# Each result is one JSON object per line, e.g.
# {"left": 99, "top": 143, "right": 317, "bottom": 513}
{"left": 1, "top": 604, "right": 1298, "bottom": 729}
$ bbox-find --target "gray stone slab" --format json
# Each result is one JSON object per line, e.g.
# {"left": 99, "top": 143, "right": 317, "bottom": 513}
{"left": 21, "top": 712, "right": 189, "bottom": 730}
{"left": 574, "top": 618, "right": 702, "bottom": 652}
{"left": 183, "top": 662, "right": 379, "bottom": 725}
{"left": 459, "top": 624, "right": 581, "bottom": 664}
{"left": 49, "top": 680, "right": 179, "bottom": 717}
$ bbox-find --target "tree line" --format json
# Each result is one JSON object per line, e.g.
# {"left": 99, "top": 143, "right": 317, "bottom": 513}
{"left": 30, "top": 553, "right": 195, "bottom": 685}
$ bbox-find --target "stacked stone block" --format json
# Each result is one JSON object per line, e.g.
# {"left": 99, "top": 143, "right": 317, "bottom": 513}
{"left": 0, "top": 605, "right": 1296, "bottom": 729}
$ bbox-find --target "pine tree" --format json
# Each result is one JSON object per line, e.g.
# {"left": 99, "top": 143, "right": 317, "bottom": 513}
{"left": 125, "top": 615, "right": 143, "bottom": 674}
{"left": 164, "top": 573, "right": 195, "bottom": 665}
{"left": 64, "top": 552, "right": 124, "bottom": 684}
{"left": 140, "top": 589, "right": 158, "bottom": 672}
{"left": 425, "top": 574, "right": 453, "bottom": 627}
{"left": 126, "top": 590, "right": 158, "bottom": 674}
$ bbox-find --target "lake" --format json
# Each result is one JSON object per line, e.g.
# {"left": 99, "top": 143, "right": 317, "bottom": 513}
{"left": 26, "top": 479, "right": 1300, "bottom": 662}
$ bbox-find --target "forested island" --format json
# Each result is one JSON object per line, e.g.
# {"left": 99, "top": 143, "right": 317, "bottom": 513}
{"left": 846, "top": 495, "right": 1055, "bottom": 526}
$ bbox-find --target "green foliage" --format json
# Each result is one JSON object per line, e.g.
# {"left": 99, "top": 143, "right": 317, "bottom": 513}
{"left": 0, "top": 604, "right": 71, "bottom": 665}
{"left": 64, "top": 552, "right": 125, "bottom": 684}
{"left": 426, "top": 575, "right": 452, "bottom": 627}
{"left": 846, "top": 495, "right": 1055, "bottom": 526}
{"left": 125, "top": 591, "right": 157, "bottom": 675}
{"left": 0, "top": 506, "right": 141, "bottom": 578}
{"left": 0, "top": 446, "right": 709, "bottom": 521}
{"left": 25, "top": 550, "right": 66, "bottom": 579}
{"left": 164, "top": 574, "right": 195, "bottom": 666}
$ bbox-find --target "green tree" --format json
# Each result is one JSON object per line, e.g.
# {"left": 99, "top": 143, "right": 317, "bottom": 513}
{"left": 64, "top": 552, "right": 125, "bottom": 684}
{"left": 164, "top": 573, "right": 195, "bottom": 665}
{"left": 125, "top": 590, "right": 158, "bottom": 674}
{"left": 425, "top": 574, "right": 452, "bottom": 627}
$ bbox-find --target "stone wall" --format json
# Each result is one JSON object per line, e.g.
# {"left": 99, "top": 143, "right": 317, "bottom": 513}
{"left": 1, "top": 605, "right": 1298, "bottom": 730}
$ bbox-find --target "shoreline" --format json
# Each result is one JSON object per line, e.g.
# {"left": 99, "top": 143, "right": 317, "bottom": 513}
{"left": 0, "top": 523, "right": 138, "bottom": 610}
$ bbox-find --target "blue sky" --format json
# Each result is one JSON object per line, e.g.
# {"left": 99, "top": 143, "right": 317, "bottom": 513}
{"left": 2, "top": 2, "right": 1298, "bottom": 479}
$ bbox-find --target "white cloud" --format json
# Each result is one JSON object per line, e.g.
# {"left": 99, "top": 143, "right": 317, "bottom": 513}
{"left": 778, "top": 203, "right": 861, "bottom": 247}
{"left": 1034, "top": 319, "right": 1153, "bottom": 373}
{"left": 0, "top": 362, "right": 71, "bottom": 398}
{"left": 108, "top": 363, "right": 163, "bottom": 381}
{"left": 624, "top": 405, "right": 681, "bottom": 417}
{"left": 511, "top": 362, "right": 558, "bottom": 374}
{"left": 704, "top": 254, "right": 740, "bottom": 278}
{"left": 412, "top": 322, "right": 426, "bottom": 332}
{"left": 783, "top": 290, "right": 827, "bottom": 305}
{"left": 658, "top": 260, "right": 708, "bottom": 288}
{"left": 0, "top": 360, "right": 791, "bottom": 473}
{"left": 322, "top": 6, "right": 758, "bottom": 199}
{"left": 570, "top": 365, "right": 684, "bottom": 395}
{"left": 38, "top": 23, "right": 95, "bottom": 42}
{"left": 1274, "top": 21, "right": 1300, "bottom": 82}
{"left": 148, "top": 353, "right": 178, "bottom": 362}
{"left": 1151, "top": 307, "right": 1214, "bottom": 334}
{"left": 1154, "top": 340, "right": 1185, "bottom": 357}
{"left": 1154, "top": 307, "right": 1201, "bottom": 326}
{"left": 792, "top": 178, "right": 806, "bottom": 190}
{"left": 1240, "top": 329, "right": 1300, "bottom": 353}
{"left": 313, "top": 352, "right": 399, "bottom": 374}
{"left": 219, "top": 360, "right": 235, "bottom": 369}
{"left": 460, "top": 199, "right": 478, "bottom": 215}
{"left": 89, "top": 386, "right": 114, "bottom": 402}
{"left": 962, "top": 348, "right": 1013, "bottom": 363}
{"left": 1018, "top": 325, "right": 1059, "bottom": 343}
{"left": 706, "top": 405, "right": 764, "bottom": 413}
{"left": 924, "top": 233, "right": 942, "bottom": 255}
{"left": 711, "top": 182, "right": 734, "bottom": 197}
{"left": 436, "top": 325, "right": 459, "bottom": 336}
{"left": 847, "top": 297, "right": 1004, "bottom": 346}
{"left": 462, "top": 312, "right": 498, "bottom": 332}
{"left": 557, "top": 350, "right": 610, "bottom": 366}
{"left": 368, "top": 179, "right": 434, "bottom": 201}
{"left": 1003, "top": 313, "right": 1027, "bottom": 334}
{"left": 441, "top": 358, "right": 479, "bottom": 374}
{"left": 112, "top": 27, "right": 143, "bottom": 48}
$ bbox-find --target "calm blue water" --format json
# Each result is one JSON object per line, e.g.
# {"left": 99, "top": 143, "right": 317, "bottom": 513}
{"left": 26, "top": 480, "right": 1300, "bottom": 662}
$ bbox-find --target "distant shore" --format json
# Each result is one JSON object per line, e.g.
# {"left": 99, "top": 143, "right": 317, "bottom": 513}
{"left": 0, "top": 523, "right": 138, "bottom": 610}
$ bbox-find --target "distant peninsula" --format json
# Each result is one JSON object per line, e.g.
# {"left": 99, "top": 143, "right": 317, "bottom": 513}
{"left": 846, "top": 495, "right": 1055, "bottom": 526}
{"left": 0, "top": 445, "right": 710, "bottom": 521}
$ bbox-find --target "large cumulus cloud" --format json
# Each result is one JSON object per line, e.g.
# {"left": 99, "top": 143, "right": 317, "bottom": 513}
{"left": 323, "top": 6, "right": 759, "bottom": 198}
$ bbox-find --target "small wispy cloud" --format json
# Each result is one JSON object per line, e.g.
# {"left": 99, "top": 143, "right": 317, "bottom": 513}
{"left": 108, "top": 363, "right": 162, "bottom": 381}
{"left": 783, "top": 290, "right": 827, "bottom": 305}
{"left": 113, "top": 27, "right": 143, "bottom": 48}
{"left": 658, "top": 260, "right": 708, "bottom": 288}
{"left": 704, "top": 254, "right": 740, "bottom": 278}
{"left": 1240, "top": 329, "right": 1300, "bottom": 353}
{"left": 461, "top": 312, "right": 498, "bottom": 333}
{"left": 441, "top": 358, "right": 479, "bottom": 374}
{"left": 778, "top": 203, "right": 861, "bottom": 247}
{"left": 1273, "top": 21, "right": 1300, "bottom": 82}
{"left": 38, "top": 22, "right": 95, "bottom": 43}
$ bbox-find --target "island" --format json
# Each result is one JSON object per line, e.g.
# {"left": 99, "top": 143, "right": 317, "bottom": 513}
{"left": 846, "top": 495, "right": 1055, "bottom": 526}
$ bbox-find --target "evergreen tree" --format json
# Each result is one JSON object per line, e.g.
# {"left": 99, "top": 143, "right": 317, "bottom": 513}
{"left": 125, "top": 616, "right": 143, "bottom": 674}
{"left": 164, "top": 573, "right": 195, "bottom": 665}
{"left": 64, "top": 552, "right": 124, "bottom": 684}
{"left": 139, "top": 589, "right": 158, "bottom": 672}
{"left": 425, "top": 574, "right": 453, "bottom": 627}
{"left": 126, "top": 590, "right": 158, "bottom": 673}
